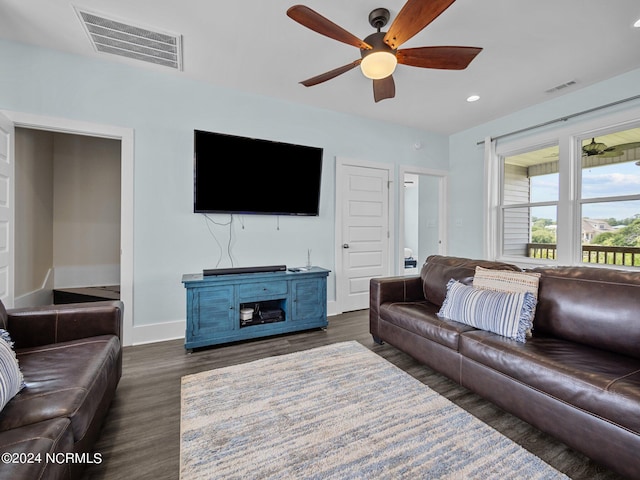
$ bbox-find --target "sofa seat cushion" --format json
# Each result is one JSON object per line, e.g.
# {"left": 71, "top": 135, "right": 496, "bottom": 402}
{"left": 0, "top": 417, "right": 74, "bottom": 480}
{"left": 460, "top": 330, "right": 640, "bottom": 435}
{"left": 379, "top": 301, "right": 476, "bottom": 350}
{"left": 0, "top": 335, "right": 120, "bottom": 442}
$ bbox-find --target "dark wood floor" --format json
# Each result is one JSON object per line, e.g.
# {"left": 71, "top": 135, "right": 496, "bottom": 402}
{"left": 82, "top": 310, "right": 623, "bottom": 480}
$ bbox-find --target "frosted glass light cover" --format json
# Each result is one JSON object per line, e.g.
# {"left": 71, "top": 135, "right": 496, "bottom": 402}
{"left": 360, "top": 51, "right": 397, "bottom": 80}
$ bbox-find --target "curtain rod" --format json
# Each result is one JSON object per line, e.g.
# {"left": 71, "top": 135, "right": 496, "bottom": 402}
{"left": 476, "top": 93, "right": 640, "bottom": 146}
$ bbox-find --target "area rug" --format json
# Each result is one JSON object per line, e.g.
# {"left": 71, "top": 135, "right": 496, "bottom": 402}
{"left": 180, "top": 341, "right": 568, "bottom": 479}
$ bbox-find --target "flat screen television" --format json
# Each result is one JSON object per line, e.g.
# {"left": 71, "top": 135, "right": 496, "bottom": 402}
{"left": 194, "top": 130, "right": 323, "bottom": 216}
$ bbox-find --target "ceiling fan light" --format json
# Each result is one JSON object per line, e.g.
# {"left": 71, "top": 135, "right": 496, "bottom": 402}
{"left": 360, "top": 51, "right": 397, "bottom": 80}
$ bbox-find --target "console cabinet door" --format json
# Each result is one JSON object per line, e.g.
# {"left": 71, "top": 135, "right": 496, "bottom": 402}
{"left": 187, "top": 285, "right": 235, "bottom": 340}
{"left": 291, "top": 278, "right": 326, "bottom": 322}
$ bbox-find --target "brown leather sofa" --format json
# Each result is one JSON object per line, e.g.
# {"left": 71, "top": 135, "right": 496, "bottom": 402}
{"left": 370, "top": 255, "right": 640, "bottom": 479}
{"left": 0, "top": 300, "right": 123, "bottom": 480}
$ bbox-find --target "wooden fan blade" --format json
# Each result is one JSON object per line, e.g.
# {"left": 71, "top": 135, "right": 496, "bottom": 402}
{"left": 601, "top": 142, "right": 640, "bottom": 157}
{"left": 397, "top": 46, "right": 482, "bottom": 70}
{"left": 287, "top": 5, "right": 371, "bottom": 50}
{"left": 300, "top": 60, "right": 362, "bottom": 87}
{"left": 384, "top": 0, "right": 456, "bottom": 49}
{"left": 373, "top": 75, "right": 395, "bottom": 103}
{"left": 612, "top": 141, "right": 640, "bottom": 151}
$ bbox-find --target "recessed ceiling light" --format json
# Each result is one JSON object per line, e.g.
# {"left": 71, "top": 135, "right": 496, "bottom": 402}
{"left": 634, "top": 17, "right": 640, "bottom": 28}
{"left": 467, "top": 95, "right": 480, "bottom": 102}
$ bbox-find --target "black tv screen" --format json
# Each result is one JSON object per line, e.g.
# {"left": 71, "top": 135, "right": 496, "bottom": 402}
{"left": 194, "top": 130, "right": 323, "bottom": 216}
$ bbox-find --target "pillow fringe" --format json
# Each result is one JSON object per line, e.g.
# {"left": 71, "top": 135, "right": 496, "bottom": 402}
{"left": 0, "top": 329, "right": 14, "bottom": 348}
{"left": 516, "top": 292, "right": 536, "bottom": 343}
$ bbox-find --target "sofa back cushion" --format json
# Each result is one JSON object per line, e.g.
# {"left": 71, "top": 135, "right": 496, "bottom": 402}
{"left": 420, "top": 256, "right": 521, "bottom": 307}
{"left": 531, "top": 266, "right": 640, "bottom": 359}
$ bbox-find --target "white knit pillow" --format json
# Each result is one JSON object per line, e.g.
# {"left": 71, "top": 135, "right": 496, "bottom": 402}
{"left": 473, "top": 267, "right": 540, "bottom": 298}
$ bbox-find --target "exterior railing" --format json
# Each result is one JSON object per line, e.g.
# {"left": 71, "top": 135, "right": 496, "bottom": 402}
{"left": 527, "top": 243, "right": 640, "bottom": 266}
{"left": 527, "top": 243, "right": 556, "bottom": 260}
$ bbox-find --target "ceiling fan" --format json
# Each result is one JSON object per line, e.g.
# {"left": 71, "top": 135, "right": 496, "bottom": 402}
{"left": 582, "top": 138, "right": 640, "bottom": 157}
{"left": 286, "top": 0, "right": 482, "bottom": 102}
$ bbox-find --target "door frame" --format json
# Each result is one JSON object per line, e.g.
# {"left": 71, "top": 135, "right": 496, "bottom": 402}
{"left": 398, "top": 166, "right": 448, "bottom": 274}
{"left": 0, "top": 112, "right": 15, "bottom": 307}
{"left": 1, "top": 110, "right": 134, "bottom": 346}
{"left": 335, "top": 156, "right": 394, "bottom": 314}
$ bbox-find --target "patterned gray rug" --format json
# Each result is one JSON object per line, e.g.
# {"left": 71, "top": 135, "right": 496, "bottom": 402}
{"left": 180, "top": 341, "right": 568, "bottom": 479}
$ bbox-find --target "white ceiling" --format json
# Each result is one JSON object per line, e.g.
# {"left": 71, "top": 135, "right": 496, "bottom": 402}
{"left": 1, "top": 0, "right": 640, "bottom": 135}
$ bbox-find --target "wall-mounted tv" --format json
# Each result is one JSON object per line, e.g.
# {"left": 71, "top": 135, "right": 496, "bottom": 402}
{"left": 194, "top": 130, "right": 323, "bottom": 216}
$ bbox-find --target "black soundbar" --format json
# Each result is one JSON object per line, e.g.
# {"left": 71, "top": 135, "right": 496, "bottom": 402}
{"left": 203, "top": 265, "right": 287, "bottom": 276}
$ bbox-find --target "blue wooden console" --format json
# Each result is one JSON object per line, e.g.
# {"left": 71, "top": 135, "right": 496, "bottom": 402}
{"left": 182, "top": 267, "right": 329, "bottom": 350}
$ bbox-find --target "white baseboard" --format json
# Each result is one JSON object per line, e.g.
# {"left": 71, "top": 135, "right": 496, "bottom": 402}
{"left": 131, "top": 320, "right": 185, "bottom": 346}
{"left": 14, "top": 268, "right": 54, "bottom": 307}
{"left": 14, "top": 289, "right": 54, "bottom": 308}
{"left": 54, "top": 264, "right": 120, "bottom": 288}
{"left": 326, "top": 300, "right": 339, "bottom": 316}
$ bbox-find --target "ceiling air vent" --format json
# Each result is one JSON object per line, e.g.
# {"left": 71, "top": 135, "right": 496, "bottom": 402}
{"left": 545, "top": 80, "right": 577, "bottom": 94}
{"left": 76, "top": 8, "right": 182, "bottom": 70}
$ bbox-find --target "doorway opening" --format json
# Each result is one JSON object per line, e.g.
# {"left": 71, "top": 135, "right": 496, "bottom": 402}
{"left": 15, "top": 128, "right": 121, "bottom": 306}
{"left": 399, "top": 167, "right": 447, "bottom": 275}
{"left": 3, "top": 110, "right": 134, "bottom": 345}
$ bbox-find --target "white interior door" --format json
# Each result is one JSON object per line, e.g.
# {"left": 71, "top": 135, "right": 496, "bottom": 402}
{"left": 0, "top": 112, "right": 14, "bottom": 307}
{"left": 337, "top": 161, "right": 391, "bottom": 312}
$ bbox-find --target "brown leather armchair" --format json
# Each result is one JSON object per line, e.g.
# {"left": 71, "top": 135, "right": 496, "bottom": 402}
{"left": 0, "top": 300, "right": 123, "bottom": 480}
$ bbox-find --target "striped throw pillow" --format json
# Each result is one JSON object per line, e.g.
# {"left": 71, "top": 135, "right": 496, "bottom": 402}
{"left": 438, "top": 279, "right": 536, "bottom": 343}
{"left": 473, "top": 267, "right": 541, "bottom": 336}
{"left": 0, "top": 334, "right": 24, "bottom": 411}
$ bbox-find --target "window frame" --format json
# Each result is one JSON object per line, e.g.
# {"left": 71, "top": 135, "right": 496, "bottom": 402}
{"left": 485, "top": 105, "right": 640, "bottom": 269}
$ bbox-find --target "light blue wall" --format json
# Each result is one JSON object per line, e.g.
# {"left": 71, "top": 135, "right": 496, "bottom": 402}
{"left": 7, "top": 37, "right": 637, "bottom": 330}
{"left": 0, "top": 39, "right": 448, "bottom": 327}
{"left": 448, "top": 67, "right": 640, "bottom": 258}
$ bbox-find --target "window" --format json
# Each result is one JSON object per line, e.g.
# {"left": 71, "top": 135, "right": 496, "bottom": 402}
{"left": 579, "top": 129, "right": 640, "bottom": 266}
{"left": 489, "top": 119, "right": 640, "bottom": 268}
{"left": 501, "top": 144, "right": 558, "bottom": 259}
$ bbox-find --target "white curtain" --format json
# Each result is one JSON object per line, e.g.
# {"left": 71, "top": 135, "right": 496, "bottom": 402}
{"left": 483, "top": 136, "right": 498, "bottom": 259}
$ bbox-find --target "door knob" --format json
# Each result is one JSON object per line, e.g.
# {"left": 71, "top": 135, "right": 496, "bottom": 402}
{"left": 343, "top": 243, "right": 350, "bottom": 249}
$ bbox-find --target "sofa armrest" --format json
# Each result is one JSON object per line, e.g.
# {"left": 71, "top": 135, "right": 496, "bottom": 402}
{"left": 370, "top": 275, "right": 424, "bottom": 305}
{"left": 6, "top": 301, "right": 123, "bottom": 349}
{"left": 370, "top": 276, "right": 424, "bottom": 340}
